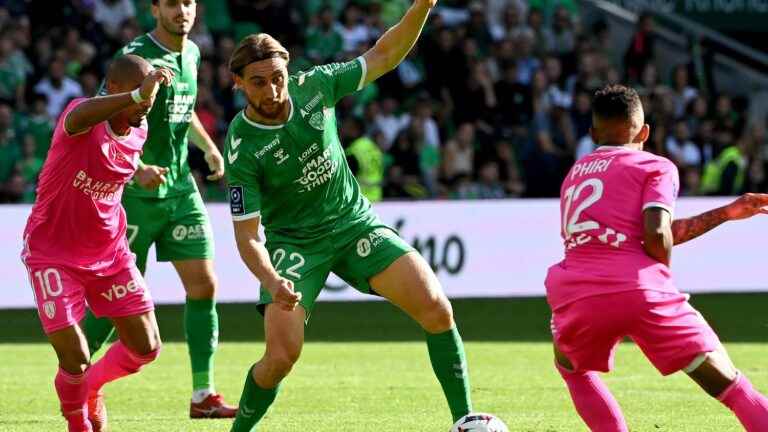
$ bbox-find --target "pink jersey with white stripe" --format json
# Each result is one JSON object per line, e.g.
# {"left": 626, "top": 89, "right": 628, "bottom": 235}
{"left": 545, "top": 146, "right": 680, "bottom": 310}
{"left": 23, "top": 98, "right": 147, "bottom": 274}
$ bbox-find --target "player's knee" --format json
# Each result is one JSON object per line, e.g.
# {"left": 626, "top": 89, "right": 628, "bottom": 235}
{"left": 186, "top": 276, "right": 217, "bottom": 299}
{"left": 131, "top": 331, "right": 162, "bottom": 358}
{"left": 419, "top": 295, "right": 454, "bottom": 333}
{"left": 57, "top": 348, "right": 90, "bottom": 374}
{"left": 265, "top": 349, "right": 300, "bottom": 379}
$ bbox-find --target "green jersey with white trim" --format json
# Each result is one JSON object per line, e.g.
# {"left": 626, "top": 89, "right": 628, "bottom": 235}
{"left": 116, "top": 33, "right": 201, "bottom": 198}
{"left": 225, "top": 57, "right": 372, "bottom": 243}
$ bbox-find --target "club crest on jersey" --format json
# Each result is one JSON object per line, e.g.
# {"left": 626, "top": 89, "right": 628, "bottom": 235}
{"left": 308, "top": 110, "right": 325, "bottom": 131}
{"left": 43, "top": 301, "right": 56, "bottom": 319}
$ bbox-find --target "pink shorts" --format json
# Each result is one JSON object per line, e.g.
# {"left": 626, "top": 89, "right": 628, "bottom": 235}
{"left": 551, "top": 290, "right": 721, "bottom": 375}
{"left": 24, "top": 261, "right": 154, "bottom": 335}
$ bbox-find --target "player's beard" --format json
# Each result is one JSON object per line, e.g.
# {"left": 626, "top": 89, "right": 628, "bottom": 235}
{"left": 252, "top": 99, "right": 286, "bottom": 120}
{"left": 159, "top": 13, "right": 191, "bottom": 37}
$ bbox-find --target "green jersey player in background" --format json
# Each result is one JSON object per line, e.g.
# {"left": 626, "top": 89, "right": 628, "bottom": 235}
{"left": 82, "top": 0, "right": 238, "bottom": 418}
{"left": 224, "top": 0, "right": 473, "bottom": 430}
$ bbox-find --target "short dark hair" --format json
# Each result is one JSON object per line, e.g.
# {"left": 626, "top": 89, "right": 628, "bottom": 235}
{"left": 592, "top": 85, "right": 642, "bottom": 122}
{"left": 229, "top": 34, "right": 290, "bottom": 76}
{"left": 106, "top": 54, "right": 151, "bottom": 86}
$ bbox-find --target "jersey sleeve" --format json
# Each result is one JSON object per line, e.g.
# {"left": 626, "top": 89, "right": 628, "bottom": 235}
{"left": 225, "top": 133, "right": 262, "bottom": 221}
{"left": 53, "top": 98, "right": 95, "bottom": 142}
{"left": 315, "top": 57, "right": 367, "bottom": 104}
{"left": 642, "top": 158, "right": 679, "bottom": 216}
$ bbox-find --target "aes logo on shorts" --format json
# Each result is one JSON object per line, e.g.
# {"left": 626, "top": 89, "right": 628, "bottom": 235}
{"left": 356, "top": 238, "right": 371, "bottom": 257}
{"left": 356, "top": 229, "right": 394, "bottom": 258}
{"left": 229, "top": 185, "right": 244, "bottom": 215}
{"left": 172, "top": 224, "right": 208, "bottom": 241}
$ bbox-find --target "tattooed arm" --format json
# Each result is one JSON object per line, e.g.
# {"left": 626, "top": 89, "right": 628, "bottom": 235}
{"left": 672, "top": 193, "right": 768, "bottom": 245}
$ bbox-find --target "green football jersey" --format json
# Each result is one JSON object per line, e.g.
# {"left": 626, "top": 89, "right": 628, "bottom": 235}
{"left": 117, "top": 33, "right": 201, "bottom": 198}
{"left": 225, "top": 57, "right": 372, "bottom": 243}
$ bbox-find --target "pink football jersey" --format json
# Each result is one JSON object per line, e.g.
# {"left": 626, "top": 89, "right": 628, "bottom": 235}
{"left": 23, "top": 98, "right": 147, "bottom": 274}
{"left": 545, "top": 146, "right": 680, "bottom": 310}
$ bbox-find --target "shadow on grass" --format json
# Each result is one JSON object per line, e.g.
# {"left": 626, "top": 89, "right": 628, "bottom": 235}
{"left": 1, "top": 294, "right": 767, "bottom": 344}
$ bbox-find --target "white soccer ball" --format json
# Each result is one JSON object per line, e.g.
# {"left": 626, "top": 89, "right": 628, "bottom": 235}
{"left": 450, "top": 413, "right": 509, "bottom": 432}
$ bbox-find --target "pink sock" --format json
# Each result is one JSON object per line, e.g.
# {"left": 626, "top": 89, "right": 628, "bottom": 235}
{"left": 87, "top": 341, "right": 160, "bottom": 395}
{"left": 55, "top": 368, "right": 91, "bottom": 432}
{"left": 718, "top": 373, "right": 768, "bottom": 431}
{"left": 557, "top": 363, "right": 628, "bottom": 432}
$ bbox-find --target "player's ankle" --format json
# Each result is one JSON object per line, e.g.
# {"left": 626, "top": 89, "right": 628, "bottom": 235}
{"left": 191, "top": 388, "right": 214, "bottom": 403}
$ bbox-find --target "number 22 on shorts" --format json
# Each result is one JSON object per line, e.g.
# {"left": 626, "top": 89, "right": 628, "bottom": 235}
{"left": 272, "top": 248, "right": 306, "bottom": 279}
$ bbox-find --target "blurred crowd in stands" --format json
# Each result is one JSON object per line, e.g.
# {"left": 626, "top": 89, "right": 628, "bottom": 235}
{"left": 0, "top": 0, "right": 765, "bottom": 203}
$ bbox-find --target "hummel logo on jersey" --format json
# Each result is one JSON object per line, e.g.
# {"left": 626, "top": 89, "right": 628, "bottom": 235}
{"left": 150, "top": 58, "right": 176, "bottom": 71}
{"left": 297, "top": 69, "right": 317, "bottom": 86}
{"left": 228, "top": 136, "right": 242, "bottom": 164}
{"left": 101, "top": 280, "right": 141, "bottom": 302}
{"left": 121, "top": 41, "right": 144, "bottom": 54}
{"left": 274, "top": 148, "right": 289, "bottom": 165}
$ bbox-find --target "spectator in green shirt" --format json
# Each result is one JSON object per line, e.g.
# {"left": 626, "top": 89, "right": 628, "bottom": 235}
{"left": 0, "top": 36, "right": 26, "bottom": 107}
{"left": 0, "top": 103, "right": 22, "bottom": 202}
{"left": 17, "top": 134, "right": 43, "bottom": 203}
{"left": 19, "top": 94, "right": 54, "bottom": 159}
{"left": 305, "top": 6, "right": 343, "bottom": 63}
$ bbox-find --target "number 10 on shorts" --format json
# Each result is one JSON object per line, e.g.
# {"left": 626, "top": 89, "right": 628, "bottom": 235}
{"left": 33, "top": 268, "right": 64, "bottom": 300}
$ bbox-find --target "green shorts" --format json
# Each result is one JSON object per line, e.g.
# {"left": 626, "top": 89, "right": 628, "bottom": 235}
{"left": 123, "top": 191, "right": 214, "bottom": 273}
{"left": 259, "top": 218, "right": 414, "bottom": 318}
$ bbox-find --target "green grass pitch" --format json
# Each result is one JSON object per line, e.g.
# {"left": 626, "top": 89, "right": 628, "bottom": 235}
{"left": 1, "top": 294, "right": 766, "bottom": 431}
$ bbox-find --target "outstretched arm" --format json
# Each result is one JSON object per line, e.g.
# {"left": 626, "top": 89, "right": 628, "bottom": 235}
{"left": 64, "top": 68, "right": 173, "bottom": 135}
{"left": 362, "top": 0, "right": 436, "bottom": 85}
{"left": 672, "top": 193, "right": 768, "bottom": 245}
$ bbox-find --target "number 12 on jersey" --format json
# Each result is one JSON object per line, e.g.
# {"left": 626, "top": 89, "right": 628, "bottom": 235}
{"left": 562, "top": 178, "right": 604, "bottom": 239}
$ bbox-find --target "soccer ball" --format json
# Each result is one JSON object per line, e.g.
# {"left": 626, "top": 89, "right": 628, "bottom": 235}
{"left": 450, "top": 413, "right": 509, "bottom": 432}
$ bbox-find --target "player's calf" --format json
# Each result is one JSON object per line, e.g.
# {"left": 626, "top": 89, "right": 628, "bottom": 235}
{"left": 554, "top": 347, "right": 628, "bottom": 432}
{"left": 685, "top": 350, "right": 737, "bottom": 397}
{"left": 49, "top": 326, "right": 93, "bottom": 432}
{"left": 687, "top": 350, "right": 768, "bottom": 431}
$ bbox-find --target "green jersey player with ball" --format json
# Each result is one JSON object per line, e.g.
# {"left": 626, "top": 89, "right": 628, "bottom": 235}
{"left": 224, "top": 0, "right": 474, "bottom": 430}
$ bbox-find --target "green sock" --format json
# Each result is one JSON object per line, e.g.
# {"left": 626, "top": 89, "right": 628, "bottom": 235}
{"left": 426, "top": 326, "right": 473, "bottom": 422}
{"left": 231, "top": 367, "right": 280, "bottom": 432}
{"left": 185, "top": 297, "right": 219, "bottom": 392}
{"left": 82, "top": 309, "right": 115, "bottom": 355}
